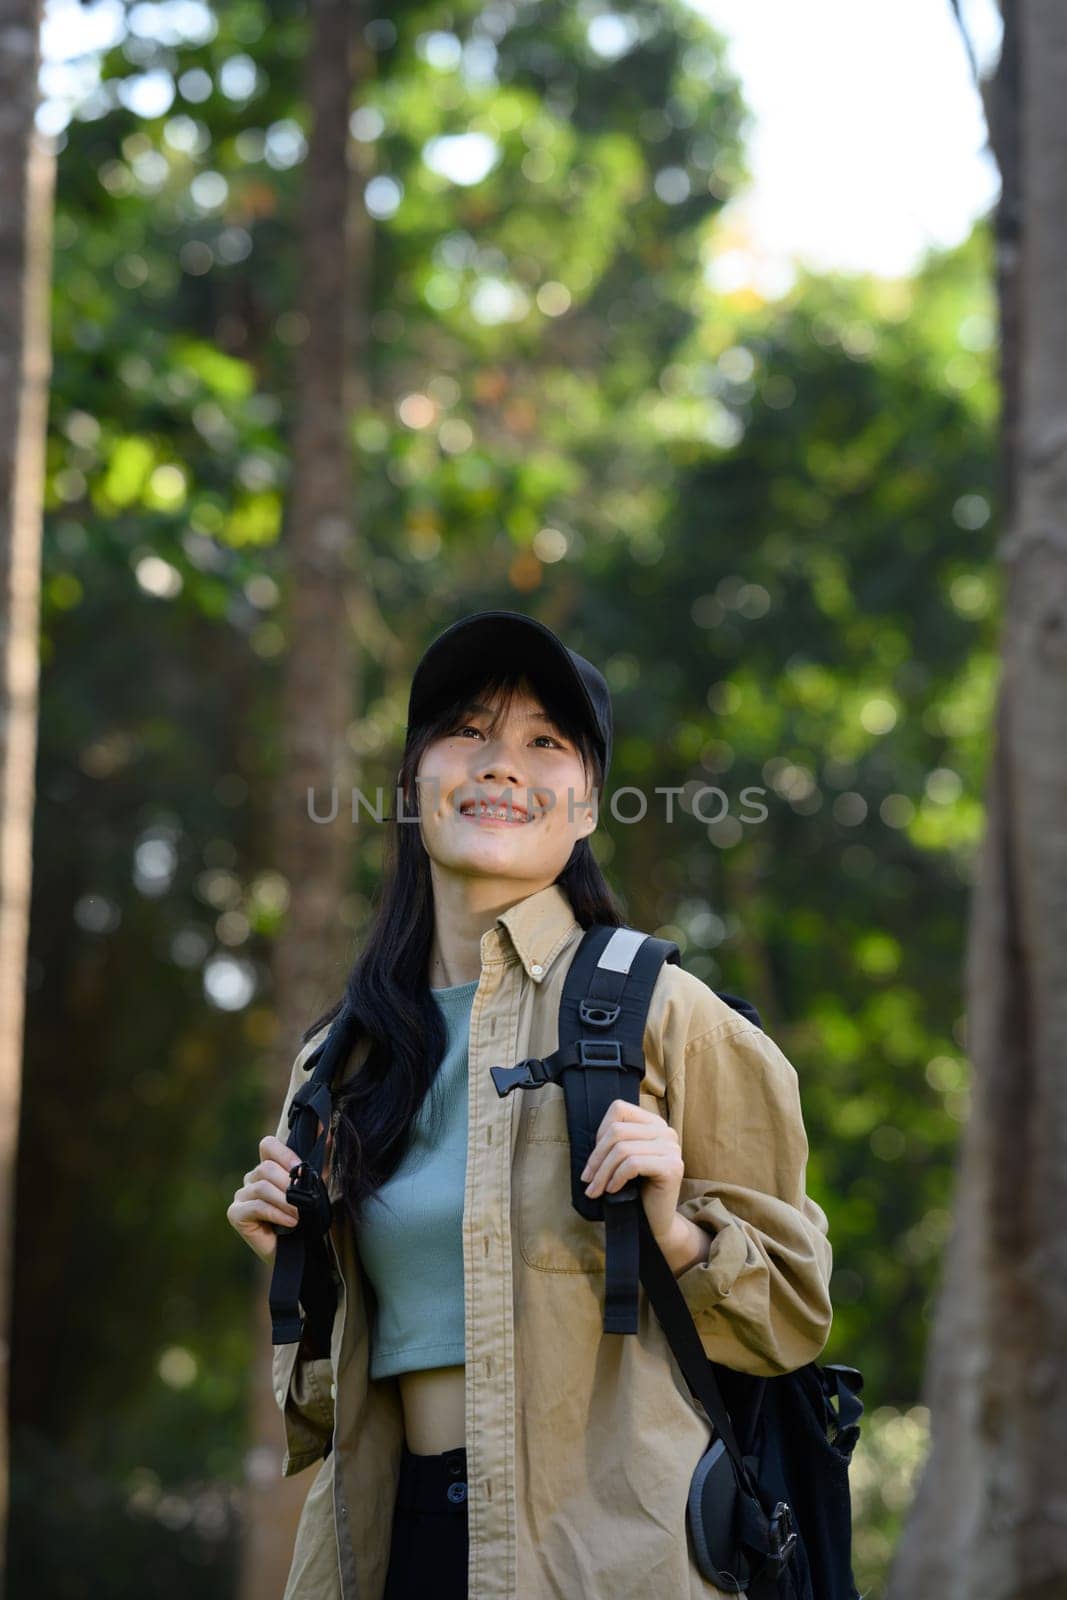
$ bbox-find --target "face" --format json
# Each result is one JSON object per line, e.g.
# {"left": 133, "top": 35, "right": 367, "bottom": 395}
{"left": 414, "top": 679, "right": 598, "bottom": 893}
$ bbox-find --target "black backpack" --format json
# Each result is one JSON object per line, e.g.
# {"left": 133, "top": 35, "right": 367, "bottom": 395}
{"left": 271, "top": 922, "right": 864, "bottom": 1600}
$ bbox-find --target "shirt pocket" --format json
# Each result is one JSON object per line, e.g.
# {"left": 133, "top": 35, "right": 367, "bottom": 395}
{"left": 516, "top": 1082, "right": 664, "bottom": 1275}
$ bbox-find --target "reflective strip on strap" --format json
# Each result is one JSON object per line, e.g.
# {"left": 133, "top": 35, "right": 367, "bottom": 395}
{"left": 595, "top": 927, "right": 647, "bottom": 975}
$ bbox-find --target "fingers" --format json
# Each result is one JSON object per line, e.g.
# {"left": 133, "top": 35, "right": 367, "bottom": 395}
{"left": 243, "top": 1176, "right": 301, "bottom": 1221}
{"left": 244, "top": 1159, "right": 296, "bottom": 1191}
{"left": 230, "top": 1192, "right": 300, "bottom": 1231}
{"left": 581, "top": 1108, "right": 678, "bottom": 1186}
{"left": 260, "top": 1130, "right": 333, "bottom": 1182}
{"left": 228, "top": 1176, "right": 300, "bottom": 1228}
{"left": 228, "top": 1138, "right": 304, "bottom": 1234}
{"left": 240, "top": 1158, "right": 300, "bottom": 1214}
{"left": 583, "top": 1141, "right": 681, "bottom": 1196}
{"left": 260, "top": 1134, "right": 300, "bottom": 1169}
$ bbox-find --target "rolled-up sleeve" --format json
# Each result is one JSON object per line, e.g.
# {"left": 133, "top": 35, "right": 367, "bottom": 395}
{"left": 664, "top": 1015, "right": 834, "bottom": 1377}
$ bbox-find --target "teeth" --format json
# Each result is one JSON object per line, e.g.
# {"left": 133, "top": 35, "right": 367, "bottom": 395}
{"left": 463, "top": 802, "right": 527, "bottom": 821}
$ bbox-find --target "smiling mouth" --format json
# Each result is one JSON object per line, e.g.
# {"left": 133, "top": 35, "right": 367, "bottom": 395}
{"left": 459, "top": 801, "right": 531, "bottom": 825}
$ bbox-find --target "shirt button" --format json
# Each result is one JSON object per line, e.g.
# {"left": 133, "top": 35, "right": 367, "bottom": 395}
{"left": 531, "top": 963, "right": 543, "bottom": 976}
{"left": 329, "top": 1382, "right": 336, "bottom": 1399}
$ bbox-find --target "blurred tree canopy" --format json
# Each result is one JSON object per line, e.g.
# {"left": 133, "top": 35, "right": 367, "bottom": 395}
{"left": 12, "top": 0, "right": 995, "bottom": 1594}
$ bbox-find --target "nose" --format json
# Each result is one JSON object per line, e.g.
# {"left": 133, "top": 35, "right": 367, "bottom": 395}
{"left": 475, "top": 736, "right": 526, "bottom": 793}
{"left": 477, "top": 760, "right": 522, "bottom": 788}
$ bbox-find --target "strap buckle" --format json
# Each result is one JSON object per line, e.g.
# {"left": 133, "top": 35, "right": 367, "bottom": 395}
{"left": 490, "top": 1057, "right": 552, "bottom": 1096}
{"left": 576, "top": 1038, "right": 623, "bottom": 1068}
{"left": 579, "top": 998, "right": 620, "bottom": 1027}
{"left": 285, "top": 1160, "right": 333, "bottom": 1237}
{"left": 768, "top": 1501, "right": 797, "bottom": 1566}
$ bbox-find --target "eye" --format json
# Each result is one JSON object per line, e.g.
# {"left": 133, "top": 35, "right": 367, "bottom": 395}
{"left": 452, "top": 724, "right": 563, "bottom": 748}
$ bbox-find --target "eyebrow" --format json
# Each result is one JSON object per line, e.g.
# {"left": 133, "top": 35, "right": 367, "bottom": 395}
{"left": 464, "top": 701, "right": 557, "bottom": 724}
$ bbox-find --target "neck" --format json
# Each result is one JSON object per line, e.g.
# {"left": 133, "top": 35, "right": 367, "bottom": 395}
{"left": 425, "top": 870, "right": 552, "bottom": 988}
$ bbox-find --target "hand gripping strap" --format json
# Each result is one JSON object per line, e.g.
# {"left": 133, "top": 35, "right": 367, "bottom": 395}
{"left": 269, "top": 1018, "right": 350, "bottom": 1349}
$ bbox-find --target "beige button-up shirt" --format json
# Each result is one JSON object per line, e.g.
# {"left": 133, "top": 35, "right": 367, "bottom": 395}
{"left": 271, "top": 881, "right": 834, "bottom": 1600}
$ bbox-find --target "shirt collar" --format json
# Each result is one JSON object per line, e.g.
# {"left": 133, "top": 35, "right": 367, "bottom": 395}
{"left": 488, "top": 881, "right": 581, "bottom": 984}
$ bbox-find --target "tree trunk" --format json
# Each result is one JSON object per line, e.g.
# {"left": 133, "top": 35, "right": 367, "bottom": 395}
{"left": 0, "top": 0, "right": 53, "bottom": 1578}
{"left": 237, "top": 0, "right": 374, "bottom": 1594}
{"left": 888, "top": 3, "right": 1067, "bottom": 1594}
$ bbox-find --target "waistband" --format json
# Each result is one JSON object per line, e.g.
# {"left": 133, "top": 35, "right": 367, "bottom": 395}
{"left": 395, "top": 1442, "right": 468, "bottom": 1515}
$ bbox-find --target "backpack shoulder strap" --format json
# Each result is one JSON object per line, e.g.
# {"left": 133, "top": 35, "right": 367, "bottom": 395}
{"left": 717, "top": 990, "right": 764, "bottom": 1031}
{"left": 491, "top": 923, "right": 680, "bottom": 1334}
{"left": 558, "top": 925, "right": 681, "bottom": 1334}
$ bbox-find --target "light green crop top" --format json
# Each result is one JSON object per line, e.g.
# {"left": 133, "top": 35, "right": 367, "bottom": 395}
{"left": 358, "top": 978, "right": 476, "bottom": 1380}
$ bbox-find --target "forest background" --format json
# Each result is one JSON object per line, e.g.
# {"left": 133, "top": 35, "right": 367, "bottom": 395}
{"left": 6, "top": 2, "right": 1000, "bottom": 1597}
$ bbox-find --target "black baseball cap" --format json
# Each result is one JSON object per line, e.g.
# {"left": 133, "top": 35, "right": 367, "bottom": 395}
{"left": 406, "top": 609, "right": 613, "bottom": 782}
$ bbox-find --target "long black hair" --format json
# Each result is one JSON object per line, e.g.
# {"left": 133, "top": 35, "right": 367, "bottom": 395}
{"left": 302, "top": 659, "right": 626, "bottom": 1237}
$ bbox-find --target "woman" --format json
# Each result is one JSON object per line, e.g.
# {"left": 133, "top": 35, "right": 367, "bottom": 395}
{"left": 228, "top": 609, "right": 834, "bottom": 1600}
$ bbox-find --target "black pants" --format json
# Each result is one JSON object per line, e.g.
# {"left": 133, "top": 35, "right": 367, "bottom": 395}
{"left": 383, "top": 1442, "right": 469, "bottom": 1600}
